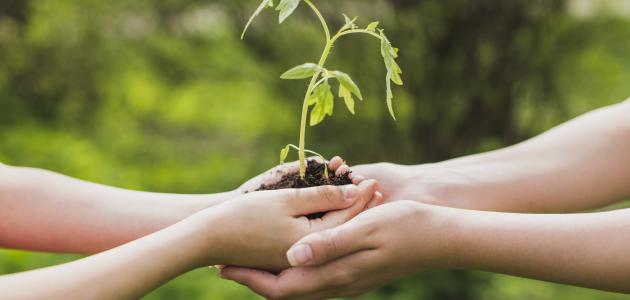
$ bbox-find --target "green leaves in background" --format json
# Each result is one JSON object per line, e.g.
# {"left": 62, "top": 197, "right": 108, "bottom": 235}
{"left": 379, "top": 30, "right": 403, "bottom": 120}
{"left": 276, "top": 0, "right": 302, "bottom": 23}
{"left": 280, "top": 63, "right": 321, "bottom": 79}
{"left": 308, "top": 82, "right": 334, "bottom": 126}
{"left": 241, "top": 0, "right": 274, "bottom": 39}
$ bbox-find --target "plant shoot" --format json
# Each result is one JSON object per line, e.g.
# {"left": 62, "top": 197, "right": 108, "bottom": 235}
{"left": 242, "top": 0, "right": 403, "bottom": 179}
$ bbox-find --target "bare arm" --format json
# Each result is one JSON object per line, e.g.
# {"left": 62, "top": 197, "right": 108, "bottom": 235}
{"left": 0, "top": 181, "right": 378, "bottom": 300}
{"left": 354, "top": 99, "right": 630, "bottom": 212}
{"left": 454, "top": 207, "right": 630, "bottom": 292}
{"left": 0, "top": 164, "right": 236, "bottom": 254}
{"left": 221, "top": 201, "right": 630, "bottom": 298}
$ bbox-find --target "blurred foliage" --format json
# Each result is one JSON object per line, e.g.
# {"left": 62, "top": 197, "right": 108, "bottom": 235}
{"left": 1, "top": 0, "right": 630, "bottom": 299}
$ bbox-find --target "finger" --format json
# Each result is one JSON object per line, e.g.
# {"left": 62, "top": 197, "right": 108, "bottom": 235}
{"left": 240, "top": 163, "right": 300, "bottom": 193}
{"left": 351, "top": 175, "right": 365, "bottom": 185}
{"left": 219, "top": 267, "right": 279, "bottom": 298}
{"left": 221, "top": 266, "right": 336, "bottom": 300}
{"left": 310, "top": 180, "right": 378, "bottom": 231}
{"left": 366, "top": 191, "right": 384, "bottom": 209}
{"left": 329, "top": 156, "right": 344, "bottom": 171}
{"left": 222, "top": 251, "right": 379, "bottom": 300}
{"left": 335, "top": 164, "right": 351, "bottom": 176}
{"left": 287, "top": 220, "right": 375, "bottom": 267}
{"left": 284, "top": 180, "right": 376, "bottom": 216}
{"left": 306, "top": 155, "right": 325, "bottom": 164}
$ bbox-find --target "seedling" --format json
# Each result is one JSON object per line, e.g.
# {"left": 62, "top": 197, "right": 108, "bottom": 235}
{"left": 242, "top": 0, "right": 403, "bottom": 179}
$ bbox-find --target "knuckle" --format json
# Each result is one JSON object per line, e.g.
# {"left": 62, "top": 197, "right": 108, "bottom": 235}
{"left": 331, "top": 267, "right": 356, "bottom": 287}
{"left": 318, "top": 185, "right": 340, "bottom": 204}
{"left": 321, "top": 229, "right": 340, "bottom": 259}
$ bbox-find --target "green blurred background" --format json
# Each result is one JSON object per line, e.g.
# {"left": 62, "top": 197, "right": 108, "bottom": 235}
{"left": 1, "top": 0, "right": 630, "bottom": 299}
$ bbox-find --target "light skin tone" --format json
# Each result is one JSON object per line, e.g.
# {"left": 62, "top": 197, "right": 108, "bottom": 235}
{"left": 0, "top": 164, "right": 234, "bottom": 254}
{"left": 0, "top": 156, "right": 365, "bottom": 254}
{"left": 351, "top": 98, "right": 630, "bottom": 213}
{"left": 221, "top": 99, "right": 630, "bottom": 298}
{"left": 0, "top": 158, "right": 383, "bottom": 299}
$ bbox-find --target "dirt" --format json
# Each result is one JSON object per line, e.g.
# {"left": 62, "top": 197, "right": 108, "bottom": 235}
{"left": 256, "top": 159, "right": 352, "bottom": 218}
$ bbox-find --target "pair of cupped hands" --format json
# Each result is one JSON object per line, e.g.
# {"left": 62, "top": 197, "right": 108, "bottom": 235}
{"left": 179, "top": 156, "right": 441, "bottom": 300}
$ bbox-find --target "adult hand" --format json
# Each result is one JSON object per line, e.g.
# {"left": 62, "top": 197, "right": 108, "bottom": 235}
{"left": 188, "top": 179, "right": 382, "bottom": 272}
{"left": 220, "top": 201, "right": 456, "bottom": 299}
{"left": 351, "top": 162, "right": 476, "bottom": 206}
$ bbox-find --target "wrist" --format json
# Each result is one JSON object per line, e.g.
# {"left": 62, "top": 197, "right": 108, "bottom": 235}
{"left": 402, "top": 163, "right": 480, "bottom": 208}
{"left": 172, "top": 206, "right": 229, "bottom": 269}
{"left": 409, "top": 203, "right": 470, "bottom": 270}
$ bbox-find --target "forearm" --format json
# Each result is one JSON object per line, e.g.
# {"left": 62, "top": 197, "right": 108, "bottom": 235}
{"left": 401, "top": 100, "right": 630, "bottom": 212}
{"left": 0, "top": 214, "right": 213, "bottom": 300}
{"left": 0, "top": 165, "right": 237, "bottom": 253}
{"left": 446, "top": 207, "right": 630, "bottom": 293}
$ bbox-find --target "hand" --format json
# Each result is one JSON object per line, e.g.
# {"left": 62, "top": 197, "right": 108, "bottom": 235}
{"left": 186, "top": 180, "right": 382, "bottom": 272}
{"left": 220, "top": 201, "right": 457, "bottom": 299}
{"left": 352, "top": 162, "right": 481, "bottom": 208}
{"left": 240, "top": 156, "right": 366, "bottom": 193}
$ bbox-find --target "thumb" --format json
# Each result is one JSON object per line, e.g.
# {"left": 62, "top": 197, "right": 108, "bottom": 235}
{"left": 283, "top": 180, "right": 377, "bottom": 217}
{"left": 286, "top": 220, "right": 372, "bottom": 267}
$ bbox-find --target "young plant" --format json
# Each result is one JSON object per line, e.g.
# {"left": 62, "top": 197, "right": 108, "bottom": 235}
{"left": 242, "top": 0, "right": 403, "bottom": 179}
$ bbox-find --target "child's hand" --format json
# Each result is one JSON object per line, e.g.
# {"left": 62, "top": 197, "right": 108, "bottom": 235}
{"left": 186, "top": 179, "right": 382, "bottom": 272}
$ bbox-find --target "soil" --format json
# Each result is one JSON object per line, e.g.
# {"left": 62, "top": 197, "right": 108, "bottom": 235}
{"left": 256, "top": 159, "right": 352, "bottom": 218}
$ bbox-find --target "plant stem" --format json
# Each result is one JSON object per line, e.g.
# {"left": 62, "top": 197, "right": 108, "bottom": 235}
{"left": 296, "top": 5, "right": 383, "bottom": 178}
{"left": 332, "top": 29, "right": 382, "bottom": 43}
{"left": 304, "top": 0, "right": 331, "bottom": 43}
{"left": 298, "top": 42, "right": 333, "bottom": 178}
{"left": 298, "top": 1, "right": 333, "bottom": 178}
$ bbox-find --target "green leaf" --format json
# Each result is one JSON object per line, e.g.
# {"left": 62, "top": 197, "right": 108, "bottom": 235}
{"left": 281, "top": 63, "right": 320, "bottom": 79}
{"left": 323, "top": 85, "right": 334, "bottom": 117}
{"left": 310, "top": 100, "right": 325, "bottom": 126}
{"left": 241, "top": 0, "right": 274, "bottom": 39}
{"left": 309, "top": 82, "right": 333, "bottom": 126}
{"left": 385, "top": 72, "right": 396, "bottom": 120}
{"left": 279, "top": 144, "right": 290, "bottom": 164}
{"left": 380, "top": 31, "right": 403, "bottom": 85}
{"left": 338, "top": 84, "right": 355, "bottom": 115}
{"left": 276, "top": 0, "right": 301, "bottom": 23}
{"left": 343, "top": 14, "right": 357, "bottom": 27}
{"left": 329, "top": 71, "right": 362, "bottom": 100}
{"left": 366, "top": 21, "right": 379, "bottom": 31}
{"left": 378, "top": 30, "right": 401, "bottom": 120}
{"left": 307, "top": 82, "right": 327, "bottom": 106}
{"left": 340, "top": 13, "right": 358, "bottom": 31}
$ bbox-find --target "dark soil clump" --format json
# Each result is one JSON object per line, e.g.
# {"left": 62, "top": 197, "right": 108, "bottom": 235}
{"left": 256, "top": 159, "right": 352, "bottom": 218}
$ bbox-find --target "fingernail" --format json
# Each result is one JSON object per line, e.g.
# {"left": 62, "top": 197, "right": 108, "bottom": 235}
{"left": 287, "top": 244, "right": 313, "bottom": 266}
{"left": 341, "top": 185, "right": 358, "bottom": 199}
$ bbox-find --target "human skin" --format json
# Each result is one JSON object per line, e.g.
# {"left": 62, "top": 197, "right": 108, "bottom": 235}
{"left": 0, "top": 179, "right": 381, "bottom": 299}
{"left": 0, "top": 164, "right": 233, "bottom": 254}
{"left": 0, "top": 156, "right": 367, "bottom": 254}
{"left": 351, "top": 98, "right": 630, "bottom": 213}
{"left": 222, "top": 201, "right": 630, "bottom": 299}
{"left": 220, "top": 99, "right": 630, "bottom": 298}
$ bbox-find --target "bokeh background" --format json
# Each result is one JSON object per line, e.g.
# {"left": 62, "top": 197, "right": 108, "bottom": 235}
{"left": 1, "top": 0, "right": 630, "bottom": 299}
